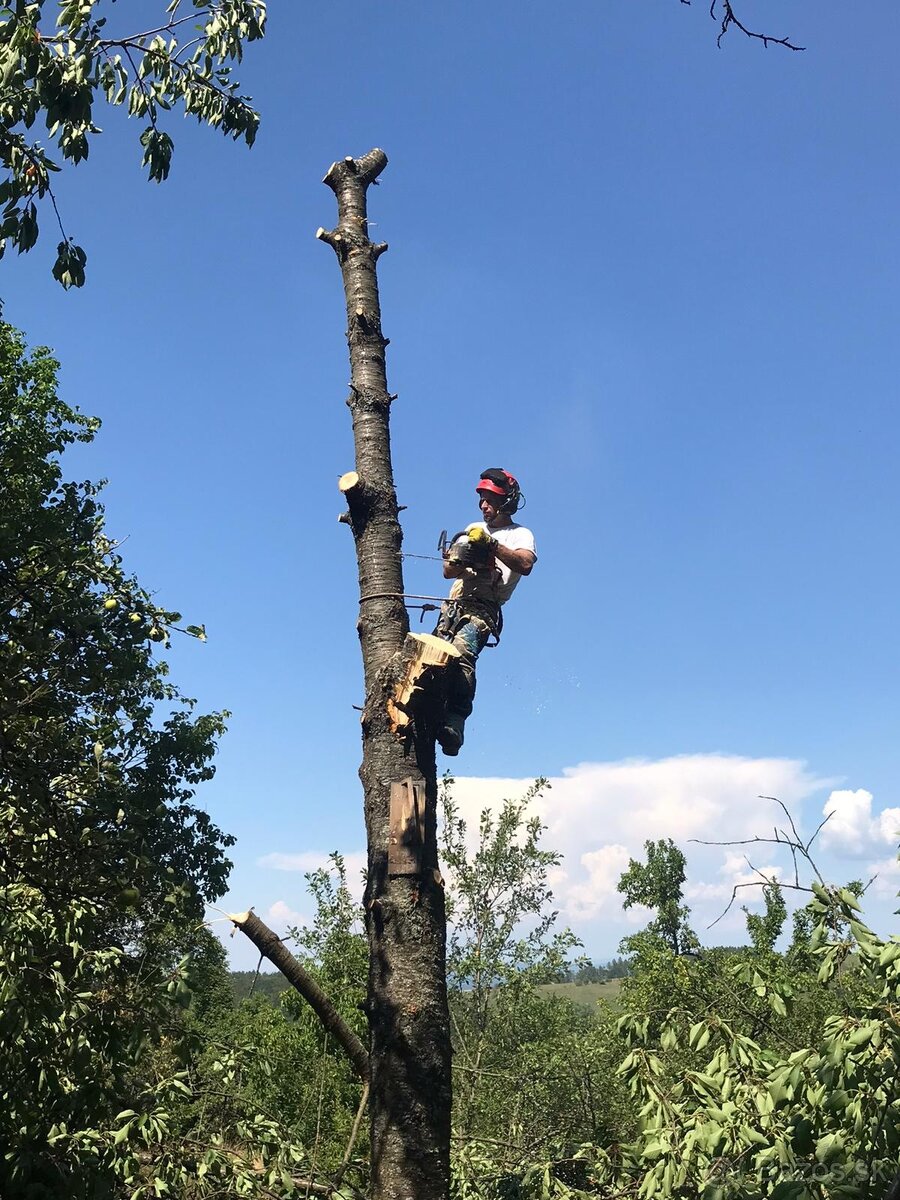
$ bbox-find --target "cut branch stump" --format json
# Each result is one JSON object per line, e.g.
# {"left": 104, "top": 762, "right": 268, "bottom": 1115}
{"left": 387, "top": 632, "right": 460, "bottom": 733}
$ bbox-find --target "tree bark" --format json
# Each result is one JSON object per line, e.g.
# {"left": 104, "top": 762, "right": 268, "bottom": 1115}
{"left": 318, "top": 150, "right": 451, "bottom": 1200}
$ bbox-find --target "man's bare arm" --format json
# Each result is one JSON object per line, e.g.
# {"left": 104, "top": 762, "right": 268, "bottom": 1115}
{"left": 493, "top": 543, "right": 536, "bottom": 577}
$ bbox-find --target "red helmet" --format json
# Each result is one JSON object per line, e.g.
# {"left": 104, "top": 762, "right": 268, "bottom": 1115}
{"left": 476, "top": 467, "right": 522, "bottom": 514}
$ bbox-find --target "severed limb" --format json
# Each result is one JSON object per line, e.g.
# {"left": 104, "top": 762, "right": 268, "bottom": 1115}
{"left": 229, "top": 908, "right": 369, "bottom": 1082}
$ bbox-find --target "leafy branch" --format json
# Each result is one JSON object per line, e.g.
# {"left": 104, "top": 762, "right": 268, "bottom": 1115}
{"left": 0, "top": 1, "right": 266, "bottom": 287}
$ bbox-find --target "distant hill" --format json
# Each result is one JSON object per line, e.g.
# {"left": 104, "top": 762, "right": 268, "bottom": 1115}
{"left": 229, "top": 970, "right": 290, "bottom": 1006}
{"left": 229, "top": 971, "right": 624, "bottom": 1012}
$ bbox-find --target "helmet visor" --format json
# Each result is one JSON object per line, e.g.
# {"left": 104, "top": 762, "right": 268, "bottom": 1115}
{"left": 476, "top": 478, "right": 507, "bottom": 497}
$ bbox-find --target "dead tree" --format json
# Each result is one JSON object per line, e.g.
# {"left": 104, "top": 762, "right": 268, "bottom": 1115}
{"left": 317, "top": 149, "right": 452, "bottom": 1200}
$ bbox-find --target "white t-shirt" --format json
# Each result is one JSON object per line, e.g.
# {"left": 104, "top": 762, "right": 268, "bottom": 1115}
{"left": 473, "top": 520, "right": 537, "bottom": 604}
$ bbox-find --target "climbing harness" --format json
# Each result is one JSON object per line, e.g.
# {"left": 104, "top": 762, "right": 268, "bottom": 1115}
{"left": 356, "top": 590, "right": 501, "bottom": 644}
{"left": 434, "top": 597, "right": 502, "bottom": 648}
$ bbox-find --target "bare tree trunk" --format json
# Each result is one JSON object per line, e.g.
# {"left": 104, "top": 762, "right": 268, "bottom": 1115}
{"left": 318, "top": 149, "right": 451, "bottom": 1200}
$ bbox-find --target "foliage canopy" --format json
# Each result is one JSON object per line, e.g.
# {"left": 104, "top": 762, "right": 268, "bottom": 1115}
{"left": 0, "top": 311, "right": 232, "bottom": 1194}
{"left": 0, "top": 1, "right": 266, "bottom": 286}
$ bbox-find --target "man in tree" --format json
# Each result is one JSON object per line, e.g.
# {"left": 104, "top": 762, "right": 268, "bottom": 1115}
{"left": 436, "top": 467, "right": 536, "bottom": 755}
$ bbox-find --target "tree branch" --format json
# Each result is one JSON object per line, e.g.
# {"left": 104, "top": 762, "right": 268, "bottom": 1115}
{"left": 229, "top": 909, "right": 370, "bottom": 1081}
{"left": 690, "top": 797, "right": 834, "bottom": 926}
{"left": 711, "top": 0, "right": 804, "bottom": 50}
{"left": 680, "top": 0, "right": 804, "bottom": 50}
{"left": 332, "top": 1080, "right": 369, "bottom": 1190}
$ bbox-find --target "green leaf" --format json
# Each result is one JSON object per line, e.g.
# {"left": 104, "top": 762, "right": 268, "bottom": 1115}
{"left": 815, "top": 1132, "right": 844, "bottom": 1162}
{"left": 51, "top": 240, "right": 87, "bottom": 289}
{"left": 113, "top": 1121, "right": 133, "bottom": 1145}
{"left": 768, "top": 990, "right": 787, "bottom": 1016}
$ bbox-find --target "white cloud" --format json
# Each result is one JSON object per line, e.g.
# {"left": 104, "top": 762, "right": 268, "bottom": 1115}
{"left": 567, "top": 843, "right": 632, "bottom": 918}
{"left": 258, "top": 849, "right": 367, "bottom": 882}
{"left": 266, "top": 899, "right": 307, "bottom": 931}
{"left": 867, "top": 856, "right": 900, "bottom": 899}
{"left": 685, "top": 852, "right": 782, "bottom": 905}
{"left": 451, "top": 754, "right": 829, "bottom": 944}
{"left": 258, "top": 851, "right": 328, "bottom": 872}
{"left": 820, "top": 789, "right": 900, "bottom": 858}
{"left": 257, "top": 850, "right": 368, "bottom": 912}
{"left": 879, "top": 808, "right": 900, "bottom": 845}
{"left": 239, "top": 757, "right": 900, "bottom": 966}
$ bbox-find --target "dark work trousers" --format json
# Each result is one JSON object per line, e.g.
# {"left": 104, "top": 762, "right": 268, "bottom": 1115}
{"left": 435, "top": 600, "right": 499, "bottom": 722}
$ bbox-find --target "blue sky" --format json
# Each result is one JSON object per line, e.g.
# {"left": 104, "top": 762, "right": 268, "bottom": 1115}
{"left": 5, "top": 1, "right": 900, "bottom": 965}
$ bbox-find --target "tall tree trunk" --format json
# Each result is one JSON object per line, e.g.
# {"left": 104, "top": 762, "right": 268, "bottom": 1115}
{"left": 318, "top": 150, "right": 451, "bottom": 1200}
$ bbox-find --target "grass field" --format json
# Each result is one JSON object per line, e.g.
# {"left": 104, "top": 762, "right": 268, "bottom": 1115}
{"left": 536, "top": 978, "right": 624, "bottom": 1008}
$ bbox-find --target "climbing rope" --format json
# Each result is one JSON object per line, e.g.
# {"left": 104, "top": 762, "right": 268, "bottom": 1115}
{"left": 358, "top": 591, "right": 447, "bottom": 604}
{"left": 357, "top": 591, "right": 445, "bottom": 624}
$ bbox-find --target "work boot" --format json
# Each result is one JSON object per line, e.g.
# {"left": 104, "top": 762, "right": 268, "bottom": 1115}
{"left": 437, "top": 713, "right": 465, "bottom": 757}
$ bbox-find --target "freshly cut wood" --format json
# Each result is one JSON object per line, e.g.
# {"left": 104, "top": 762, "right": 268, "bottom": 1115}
{"left": 405, "top": 632, "right": 459, "bottom": 666}
{"left": 387, "top": 633, "right": 460, "bottom": 732}
{"left": 339, "top": 470, "right": 360, "bottom": 494}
